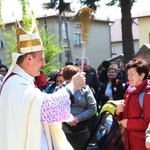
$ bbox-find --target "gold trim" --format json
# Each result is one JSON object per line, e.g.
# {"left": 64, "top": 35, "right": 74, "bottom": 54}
{"left": 24, "top": 96, "right": 36, "bottom": 150}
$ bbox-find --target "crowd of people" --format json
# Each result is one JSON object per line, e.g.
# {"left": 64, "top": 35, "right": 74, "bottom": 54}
{"left": 1, "top": 17, "right": 150, "bottom": 150}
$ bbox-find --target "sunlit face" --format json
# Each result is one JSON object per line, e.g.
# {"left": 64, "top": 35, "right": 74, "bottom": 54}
{"left": 127, "top": 67, "right": 144, "bottom": 87}
{"left": 29, "top": 51, "right": 46, "bottom": 76}
{"left": 56, "top": 76, "right": 64, "bottom": 86}
{"left": 107, "top": 69, "right": 117, "bottom": 80}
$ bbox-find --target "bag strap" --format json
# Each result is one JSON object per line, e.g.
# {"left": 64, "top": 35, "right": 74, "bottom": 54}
{"left": 65, "top": 87, "right": 74, "bottom": 104}
{"left": 0, "top": 73, "right": 16, "bottom": 94}
{"left": 139, "top": 91, "right": 145, "bottom": 109}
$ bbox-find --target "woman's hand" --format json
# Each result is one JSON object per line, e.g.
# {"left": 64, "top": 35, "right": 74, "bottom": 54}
{"left": 145, "top": 136, "right": 150, "bottom": 149}
{"left": 66, "top": 116, "right": 79, "bottom": 126}
{"left": 120, "top": 119, "right": 128, "bottom": 128}
{"left": 116, "top": 101, "right": 126, "bottom": 115}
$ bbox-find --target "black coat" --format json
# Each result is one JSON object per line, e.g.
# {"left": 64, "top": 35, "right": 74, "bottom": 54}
{"left": 98, "top": 79, "right": 124, "bottom": 104}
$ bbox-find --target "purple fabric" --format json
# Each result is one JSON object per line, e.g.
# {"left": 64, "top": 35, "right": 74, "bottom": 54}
{"left": 41, "top": 89, "right": 71, "bottom": 124}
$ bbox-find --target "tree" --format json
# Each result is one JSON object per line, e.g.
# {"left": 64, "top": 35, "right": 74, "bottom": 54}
{"left": 0, "top": 0, "right": 63, "bottom": 76}
{"left": 80, "top": 0, "right": 136, "bottom": 64}
{"left": 105, "top": 0, "right": 136, "bottom": 64}
{"left": 42, "top": 0, "right": 73, "bottom": 63}
{"left": 0, "top": 0, "right": 136, "bottom": 64}
{"left": 3, "top": 25, "right": 62, "bottom": 77}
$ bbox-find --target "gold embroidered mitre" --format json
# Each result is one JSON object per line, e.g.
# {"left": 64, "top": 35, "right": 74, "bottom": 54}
{"left": 16, "top": 18, "right": 44, "bottom": 54}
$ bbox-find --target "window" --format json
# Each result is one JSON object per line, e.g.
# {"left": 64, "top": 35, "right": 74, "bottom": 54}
{"left": 62, "top": 22, "right": 70, "bottom": 40}
{"left": 74, "top": 33, "right": 81, "bottom": 46}
{"left": 0, "top": 40, "right": 3, "bottom": 48}
{"left": 75, "top": 23, "right": 81, "bottom": 28}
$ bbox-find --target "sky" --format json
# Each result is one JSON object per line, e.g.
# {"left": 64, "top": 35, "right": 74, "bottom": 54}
{"left": 1, "top": 0, "right": 150, "bottom": 22}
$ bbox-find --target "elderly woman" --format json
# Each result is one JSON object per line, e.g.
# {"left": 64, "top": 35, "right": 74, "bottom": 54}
{"left": 44, "top": 70, "right": 64, "bottom": 94}
{"left": 114, "top": 58, "right": 150, "bottom": 150}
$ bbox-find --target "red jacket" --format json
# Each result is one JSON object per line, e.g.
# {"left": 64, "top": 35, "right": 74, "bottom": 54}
{"left": 114, "top": 79, "right": 150, "bottom": 150}
{"left": 34, "top": 71, "right": 48, "bottom": 91}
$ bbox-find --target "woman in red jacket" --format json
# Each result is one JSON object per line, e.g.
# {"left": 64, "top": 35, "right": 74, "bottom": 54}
{"left": 114, "top": 58, "right": 150, "bottom": 150}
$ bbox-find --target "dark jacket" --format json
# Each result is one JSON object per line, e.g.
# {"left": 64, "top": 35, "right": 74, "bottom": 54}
{"left": 85, "top": 70, "right": 99, "bottom": 95}
{"left": 98, "top": 78, "right": 124, "bottom": 104}
{"left": 114, "top": 79, "right": 150, "bottom": 150}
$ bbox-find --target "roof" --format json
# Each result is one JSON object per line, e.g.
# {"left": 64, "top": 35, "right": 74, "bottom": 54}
{"left": 132, "top": 10, "right": 150, "bottom": 18}
{"left": 107, "top": 54, "right": 124, "bottom": 64}
{"left": 135, "top": 43, "right": 150, "bottom": 65}
{"left": 3, "top": 9, "right": 112, "bottom": 25}
{"left": 110, "top": 18, "right": 139, "bottom": 42}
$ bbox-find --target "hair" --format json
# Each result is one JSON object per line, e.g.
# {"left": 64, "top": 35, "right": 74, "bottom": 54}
{"left": 65, "top": 61, "right": 74, "bottom": 66}
{"left": 16, "top": 52, "right": 39, "bottom": 65}
{"left": 54, "top": 70, "right": 63, "bottom": 81}
{"left": 125, "top": 58, "right": 149, "bottom": 80}
{"left": 63, "top": 65, "right": 80, "bottom": 80}
{"left": 107, "top": 65, "right": 118, "bottom": 73}
{"left": 97, "top": 64, "right": 103, "bottom": 72}
{"left": 49, "top": 69, "right": 59, "bottom": 81}
{"left": 0, "top": 64, "right": 8, "bottom": 71}
{"left": 102, "top": 60, "right": 110, "bottom": 69}
{"left": 78, "top": 57, "right": 89, "bottom": 65}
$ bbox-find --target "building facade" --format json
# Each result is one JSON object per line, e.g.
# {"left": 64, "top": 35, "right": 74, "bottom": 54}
{"left": 0, "top": 11, "right": 112, "bottom": 70}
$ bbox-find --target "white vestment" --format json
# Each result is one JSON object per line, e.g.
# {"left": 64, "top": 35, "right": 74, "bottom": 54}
{"left": 0, "top": 65, "right": 73, "bottom": 150}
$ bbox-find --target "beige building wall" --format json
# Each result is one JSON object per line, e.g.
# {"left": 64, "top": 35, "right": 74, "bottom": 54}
{"left": 138, "top": 17, "right": 150, "bottom": 47}
{"left": 0, "top": 15, "right": 112, "bottom": 70}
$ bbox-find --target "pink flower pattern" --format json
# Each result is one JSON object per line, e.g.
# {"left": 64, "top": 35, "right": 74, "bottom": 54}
{"left": 41, "top": 89, "right": 71, "bottom": 124}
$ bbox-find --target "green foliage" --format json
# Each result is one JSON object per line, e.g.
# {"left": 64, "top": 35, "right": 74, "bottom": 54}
{"left": 0, "top": 0, "right": 5, "bottom": 33}
{"left": 4, "top": 26, "right": 16, "bottom": 67}
{"left": 80, "top": 0, "right": 100, "bottom": 10}
{"left": 4, "top": 24, "right": 63, "bottom": 77}
{"left": 39, "top": 26, "right": 62, "bottom": 76}
{"left": 42, "top": 0, "right": 71, "bottom": 14}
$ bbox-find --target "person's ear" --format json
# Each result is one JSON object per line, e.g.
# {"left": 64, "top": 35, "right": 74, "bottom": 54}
{"left": 26, "top": 54, "right": 32, "bottom": 64}
{"left": 141, "top": 73, "right": 145, "bottom": 80}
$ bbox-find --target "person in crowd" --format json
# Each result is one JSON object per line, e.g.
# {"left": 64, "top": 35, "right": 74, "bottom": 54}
{"left": 65, "top": 61, "right": 74, "bottom": 66}
{"left": 114, "top": 58, "right": 150, "bottom": 150}
{"left": 0, "top": 18, "right": 86, "bottom": 150}
{"left": 117, "top": 62, "right": 126, "bottom": 83}
{"left": 97, "top": 64, "right": 104, "bottom": 86}
{"left": 0, "top": 64, "right": 8, "bottom": 87}
{"left": 46, "top": 69, "right": 58, "bottom": 84}
{"left": 78, "top": 57, "right": 99, "bottom": 130}
{"left": 44, "top": 70, "right": 65, "bottom": 94}
{"left": 98, "top": 65, "right": 124, "bottom": 107}
{"left": 0, "top": 74, "right": 3, "bottom": 87}
{"left": 34, "top": 70, "right": 48, "bottom": 91}
{"left": 78, "top": 57, "right": 99, "bottom": 97}
{"left": 99, "top": 60, "right": 110, "bottom": 84}
{"left": 61, "top": 65, "right": 97, "bottom": 150}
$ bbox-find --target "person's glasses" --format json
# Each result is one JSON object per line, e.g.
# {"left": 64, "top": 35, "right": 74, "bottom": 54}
{"left": 0, "top": 70, "right": 7, "bottom": 73}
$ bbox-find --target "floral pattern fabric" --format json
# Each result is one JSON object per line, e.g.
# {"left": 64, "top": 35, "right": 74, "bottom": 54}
{"left": 41, "top": 89, "right": 71, "bottom": 124}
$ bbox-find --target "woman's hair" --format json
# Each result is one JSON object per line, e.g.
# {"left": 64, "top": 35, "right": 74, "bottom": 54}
{"left": 125, "top": 58, "right": 149, "bottom": 80}
{"left": 107, "top": 65, "right": 118, "bottom": 73}
{"left": 54, "top": 70, "right": 63, "bottom": 81}
{"left": 63, "top": 65, "right": 80, "bottom": 80}
{"left": 0, "top": 64, "right": 8, "bottom": 72}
